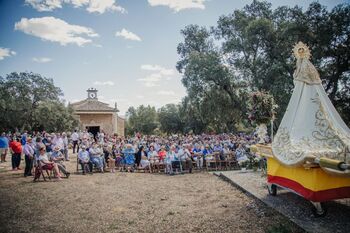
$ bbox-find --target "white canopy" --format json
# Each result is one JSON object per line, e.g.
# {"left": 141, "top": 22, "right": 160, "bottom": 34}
{"left": 272, "top": 42, "right": 350, "bottom": 167}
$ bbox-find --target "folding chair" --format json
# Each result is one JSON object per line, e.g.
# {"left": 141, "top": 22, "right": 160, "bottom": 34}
{"left": 33, "top": 160, "right": 51, "bottom": 182}
{"left": 206, "top": 153, "right": 219, "bottom": 171}
{"left": 227, "top": 152, "right": 239, "bottom": 170}
{"left": 171, "top": 160, "right": 183, "bottom": 175}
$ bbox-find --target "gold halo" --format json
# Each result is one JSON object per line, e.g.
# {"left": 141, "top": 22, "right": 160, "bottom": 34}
{"left": 292, "top": 41, "right": 311, "bottom": 59}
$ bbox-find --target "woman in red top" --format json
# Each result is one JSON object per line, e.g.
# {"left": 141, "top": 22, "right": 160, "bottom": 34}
{"left": 9, "top": 137, "right": 22, "bottom": 171}
{"left": 158, "top": 146, "right": 166, "bottom": 162}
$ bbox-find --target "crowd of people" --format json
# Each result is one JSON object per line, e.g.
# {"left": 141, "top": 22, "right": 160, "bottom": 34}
{"left": 0, "top": 129, "right": 267, "bottom": 179}
{"left": 0, "top": 131, "right": 70, "bottom": 180}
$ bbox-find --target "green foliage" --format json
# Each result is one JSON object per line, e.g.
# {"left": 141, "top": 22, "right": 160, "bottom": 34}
{"left": 176, "top": 0, "right": 350, "bottom": 130}
{"left": 125, "top": 105, "right": 158, "bottom": 135}
{"left": 158, "top": 104, "right": 183, "bottom": 134}
{"left": 0, "top": 72, "right": 78, "bottom": 132}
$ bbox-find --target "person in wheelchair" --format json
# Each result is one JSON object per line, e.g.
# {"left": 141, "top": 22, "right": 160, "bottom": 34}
{"left": 78, "top": 145, "right": 93, "bottom": 174}
{"left": 50, "top": 146, "right": 70, "bottom": 178}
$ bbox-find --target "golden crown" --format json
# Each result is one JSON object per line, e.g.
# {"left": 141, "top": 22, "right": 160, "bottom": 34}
{"left": 292, "top": 41, "right": 311, "bottom": 59}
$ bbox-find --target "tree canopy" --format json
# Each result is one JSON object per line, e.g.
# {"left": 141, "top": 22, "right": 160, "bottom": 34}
{"left": 176, "top": 0, "right": 350, "bottom": 131}
{"left": 126, "top": 1, "right": 349, "bottom": 135}
{"left": 0, "top": 72, "right": 78, "bottom": 132}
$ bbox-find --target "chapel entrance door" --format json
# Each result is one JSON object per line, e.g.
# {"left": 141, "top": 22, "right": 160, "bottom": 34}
{"left": 87, "top": 126, "right": 100, "bottom": 139}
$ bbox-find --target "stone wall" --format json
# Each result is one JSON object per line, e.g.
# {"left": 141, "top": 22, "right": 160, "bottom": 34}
{"left": 78, "top": 114, "right": 114, "bottom": 135}
{"left": 117, "top": 116, "right": 125, "bottom": 136}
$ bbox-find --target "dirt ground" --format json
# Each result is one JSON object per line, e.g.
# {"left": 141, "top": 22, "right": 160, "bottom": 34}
{"left": 0, "top": 151, "right": 304, "bottom": 233}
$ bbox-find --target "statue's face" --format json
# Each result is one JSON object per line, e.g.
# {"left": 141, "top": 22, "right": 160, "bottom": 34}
{"left": 298, "top": 48, "right": 305, "bottom": 56}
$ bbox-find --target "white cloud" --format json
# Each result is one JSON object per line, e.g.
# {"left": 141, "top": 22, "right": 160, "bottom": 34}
{"left": 138, "top": 64, "right": 175, "bottom": 87}
{"left": 157, "top": 90, "right": 175, "bottom": 96}
{"left": 116, "top": 29, "right": 141, "bottom": 41}
{"left": 138, "top": 74, "right": 162, "bottom": 87}
{"left": 93, "top": 81, "right": 115, "bottom": 86}
{"left": 25, "top": 0, "right": 126, "bottom": 14}
{"left": 32, "top": 57, "right": 52, "bottom": 63}
{"left": 141, "top": 64, "right": 174, "bottom": 76}
{"left": 86, "top": 0, "right": 126, "bottom": 14}
{"left": 14, "top": 17, "right": 98, "bottom": 46}
{"left": 148, "top": 0, "right": 206, "bottom": 12}
{"left": 0, "top": 47, "right": 16, "bottom": 60}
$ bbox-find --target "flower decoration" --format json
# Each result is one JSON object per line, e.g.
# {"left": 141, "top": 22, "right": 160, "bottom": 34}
{"left": 247, "top": 91, "right": 278, "bottom": 125}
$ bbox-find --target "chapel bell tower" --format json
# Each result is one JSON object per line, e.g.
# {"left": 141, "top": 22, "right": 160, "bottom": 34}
{"left": 87, "top": 88, "right": 98, "bottom": 99}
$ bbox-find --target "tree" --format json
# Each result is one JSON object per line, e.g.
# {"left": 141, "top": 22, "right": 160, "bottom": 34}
{"left": 177, "top": 25, "right": 247, "bottom": 133}
{"left": 0, "top": 72, "right": 78, "bottom": 132}
{"left": 125, "top": 105, "right": 158, "bottom": 135}
{"left": 178, "top": 0, "right": 350, "bottom": 129}
{"left": 158, "top": 104, "right": 183, "bottom": 134}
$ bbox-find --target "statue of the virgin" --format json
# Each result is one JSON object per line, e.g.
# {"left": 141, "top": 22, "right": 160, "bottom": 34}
{"left": 272, "top": 42, "right": 350, "bottom": 167}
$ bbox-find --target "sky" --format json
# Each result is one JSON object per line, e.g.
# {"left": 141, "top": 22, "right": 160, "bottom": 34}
{"left": 0, "top": 0, "right": 347, "bottom": 115}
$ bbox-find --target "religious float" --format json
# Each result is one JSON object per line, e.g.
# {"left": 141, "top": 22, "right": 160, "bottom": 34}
{"left": 253, "top": 42, "right": 350, "bottom": 217}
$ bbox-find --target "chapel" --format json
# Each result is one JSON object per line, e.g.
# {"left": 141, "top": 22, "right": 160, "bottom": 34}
{"left": 70, "top": 88, "right": 125, "bottom": 137}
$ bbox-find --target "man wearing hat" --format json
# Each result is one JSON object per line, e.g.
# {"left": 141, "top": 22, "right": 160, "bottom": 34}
{"left": 23, "top": 137, "right": 35, "bottom": 177}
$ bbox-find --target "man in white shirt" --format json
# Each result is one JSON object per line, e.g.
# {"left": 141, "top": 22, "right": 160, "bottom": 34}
{"left": 71, "top": 130, "right": 79, "bottom": 154}
{"left": 23, "top": 138, "right": 35, "bottom": 177}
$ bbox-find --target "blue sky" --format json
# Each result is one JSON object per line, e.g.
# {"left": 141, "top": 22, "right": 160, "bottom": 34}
{"left": 0, "top": 0, "right": 346, "bottom": 115}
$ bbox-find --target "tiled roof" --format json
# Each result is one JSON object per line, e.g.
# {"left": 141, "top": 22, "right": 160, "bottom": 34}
{"left": 71, "top": 99, "right": 116, "bottom": 112}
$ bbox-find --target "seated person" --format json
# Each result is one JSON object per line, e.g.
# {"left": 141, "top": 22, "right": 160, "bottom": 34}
{"left": 165, "top": 145, "right": 176, "bottom": 174}
{"left": 203, "top": 145, "right": 214, "bottom": 166}
{"left": 158, "top": 146, "right": 166, "bottom": 162}
{"left": 147, "top": 145, "right": 159, "bottom": 165}
{"left": 122, "top": 144, "right": 135, "bottom": 172}
{"left": 192, "top": 143, "right": 203, "bottom": 170}
{"left": 106, "top": 145, "right": 116, "bottom": 173}
{"left": 89, "top": 142, "right": 104, "bottom": 172}
{"left": 139, "top": 153, "right": 151, "bottom": 172}
{"left": 50, "top": 146, "right": 70, "bottom": 178}
{"left": 235, "top": 144, "right": 248, "bottom": 162}
{"left": 178, "top": 144, "right": 193, "bottom": 173}
{"left": 38, "top": 146, "right": 62, "bottom": 180}
{"left": 78, "top": 145, "right": 93, "bottom": 174}
{"left": 112, "top": 145, "right": 124, "bottom": 169}
{"left": 221, "top": 144, "right": 231, "bottom": 160}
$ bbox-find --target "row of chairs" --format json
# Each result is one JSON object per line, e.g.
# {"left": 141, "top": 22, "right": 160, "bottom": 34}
{"left": 74, "top": 151, "right": 240, "bottom": 174}
{"left": 205, "top": 152, "right": 239, "bottom": 171}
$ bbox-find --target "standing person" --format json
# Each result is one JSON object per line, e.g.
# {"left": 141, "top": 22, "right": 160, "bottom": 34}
{"left": 53, "top": 133, "right": 64, "bottom": 154}
{"left": 21, "top": 132, "right": 27, "bottom": 147}
{"left": 9, "top": 137, "right": 22, "bottom": 171}
{"left": 42, "top": 135, "right": 53, "bottom": 153}
{"left": 23, "top": 138, "right": 35, "bottom": 177}
{"left": 62, "top": 132, "right": 69, "bottom": 161}
{"left": 0, "top": 132, "right": 9, "bottom": 163}
{"left": 71, "top": 130, "right": 79, "bottom": 154}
